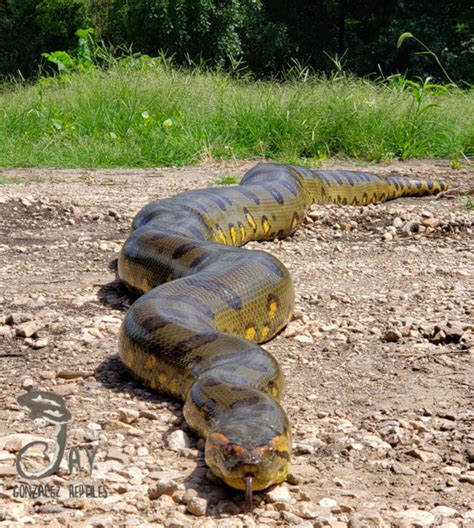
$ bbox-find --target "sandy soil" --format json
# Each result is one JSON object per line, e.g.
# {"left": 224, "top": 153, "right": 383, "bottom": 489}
{"left": 0, "top": 159, "right": 473, "bottom": 528}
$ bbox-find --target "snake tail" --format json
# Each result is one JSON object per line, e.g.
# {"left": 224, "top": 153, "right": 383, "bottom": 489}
{"left": 118, "top": 163, "right": 447, "bottom": 494}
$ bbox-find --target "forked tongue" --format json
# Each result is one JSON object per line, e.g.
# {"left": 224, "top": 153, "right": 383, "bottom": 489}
{"left": 244, "top": 475, "right": 253, "bottom": 512}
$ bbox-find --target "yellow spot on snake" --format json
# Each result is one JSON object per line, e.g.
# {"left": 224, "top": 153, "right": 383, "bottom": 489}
{"left": 239, "top": 223, "right": 246, "bottom": 242}
{"left": 261, "top": 325, "right": 270, "bottom": 340}
{"left": 229, "top": 225, "right": 237, "bottom": 245}
{"left": 271, "top": 386, "right": 278, "bottom": 398}
{"left": 291, "top": 215, "right": 298, "bottom": 230}
{"left": 262, "top": 217, "right": 271, "bottom": 235}
{"left": 159, "top": 373, "right": 167, "bottom": 384}
{"left": 216, "top": 226, "right": 227, "bottom": 245}
{"left": 244, "top": 208, "right": 257, "bottom": 231}
{"left": 145, "top": 355, "right": 157, "bottom": 370}
{"left": 166, "top": 273, "right": 173, "bottom": 282}
{"left": 245, "top": 325, "right": 257, "bottom": 341}
{"left": 268, "top": 301, "right": 278, "bottom": 320}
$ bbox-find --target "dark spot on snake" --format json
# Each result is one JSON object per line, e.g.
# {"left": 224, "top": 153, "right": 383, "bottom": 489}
{"left": 265, "top": 186, "right": 285, "bottom": 205}
{"left": 331, "top": 172, "right": 344, "bottom": 185}
{"left": 341, "top": 196, "right": 348, "bottom": 205}
{"left": 231, "top": 187, "right": 261, "bottom": 205}
{"left": 160, "top": 294, "right": 215, "bottom": 320}
{"left": 362, "top": 192, "right": 369, "bottom": 203}
{"left": 189, "top": 251, "right": 214, "bottom": 269}
{"left": 187, "top": 225, "right": 208, "bottom": 240}
{"left": 342, "top": 172, "right": 356, "bottom": 186}
{"left": 172, "top": 242, "right": 198, "bottom": 260}
{"left": 185, "top": 276, "right": 242, "bottom": 310}
{"left": 315, "top": 172, "right": 331, "bottom": 187}
{"left": 427, "top": 180, "right": 434, "bottom": 190}
{"left": 278, "top": 180, "right": 298, "bottom": 196}
{"left": 141, "top": 315, "right": 170, "bottom": 332}
{"left": 193, "top": 190, "right": 228, "bottom": 211}
{"left": 229, "top": 396, "right": 260, "bottom": 409}
{"left": 175, "top": 331, "right": 220, "bottom": 354}
{"left": 415, "top": 180, "right": 422, "bottom": 189}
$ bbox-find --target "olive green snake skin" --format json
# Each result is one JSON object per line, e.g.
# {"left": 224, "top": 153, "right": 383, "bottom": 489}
{"left": 117, "top": 163, "right": 447, "bottom": 505}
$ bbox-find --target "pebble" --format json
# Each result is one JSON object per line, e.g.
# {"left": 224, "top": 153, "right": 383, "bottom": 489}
{"left": 167, "top": 430, "right": 192, "bottom": 451}
{"left": 15, "top": 321, "right": 40, "bottom": 337}
{"left": 186, "top": 497, "right": 208, "bottom": 516}
{"left": 430, "top": 506, "right": 458, "bottom": 518}
{"left": 392, "top": 509, "right": 435, "bottom": 527}
{"left": 383, "top": 329, "right": 402, "bottom": 342}
{"left": 293, "top": 501, "right": 321, "bottom": 519}
{"left": 406, "top": 448, "right": 441, "bottom": 463}
{"left": 118, "top": 408, "right": 140, "bottom": 424}
{"left": 266, "top": 484, "right": 292, "bottom": 503}
{"left": 148, "top": 479, "right": 179, "bottom": 499}
{"left": 319, "top": 497, "right": 338, "bottom": 508}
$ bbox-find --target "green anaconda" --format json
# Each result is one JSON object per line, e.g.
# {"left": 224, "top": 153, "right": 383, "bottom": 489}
{"left": 118, "top": 163, "right": 447, "bottom": 507}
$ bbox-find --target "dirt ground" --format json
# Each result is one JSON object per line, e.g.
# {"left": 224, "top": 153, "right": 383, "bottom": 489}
{"left": 0, "top": 159, "right": 473, "bottom": 528}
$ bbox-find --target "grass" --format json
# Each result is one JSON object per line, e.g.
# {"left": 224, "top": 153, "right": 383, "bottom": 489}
{"left": 213, "top": 175, "right": 240, "bottom": 185}
{"left": 0, "top": 57, "right": 473, "bottom": 168}
{"left": 0, "top": 174, "right": 25, "bottom": 184}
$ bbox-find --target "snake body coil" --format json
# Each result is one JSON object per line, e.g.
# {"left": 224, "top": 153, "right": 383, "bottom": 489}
{"left": 118, "top": 163, "right": 447, "bottom": 498}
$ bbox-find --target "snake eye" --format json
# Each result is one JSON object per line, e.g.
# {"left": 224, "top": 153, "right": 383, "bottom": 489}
{"left": 223, "top": 444, "right": 234, "bottom": 457}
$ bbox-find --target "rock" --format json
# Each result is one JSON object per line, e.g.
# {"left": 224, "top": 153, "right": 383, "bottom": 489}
{"left": 148, "top": 478, "right": 179, "bottom": 499}
{"left": 266, "top": 484, "right": 292, "bottom": 503}
{"left": 167, "top": 430, "right": 192, "bottom": 451}
{"left": 430, "top": 506, "right": 458, "bottom": 518}
{"left": 421, "top": 217, "right": 442, "bottom": 228}
{"left": 164, "top": 512, "right": 193, "bottom": 528}
{"left": 283, "top": 321, "right": 305, "bottom": 338}
{"left": 383, "top": 329, "right": 402, "bottom": 342}
{"left": 393, "top": 217, "right": 404, "bottom": 228}
{"left": 466, "top": 445, "right": 474, "bottom": 463}
{"left": 390, "top": 462, "right": 416, "bottom": 475}
{"left": 15, "top": 321, "right": 40, "bottom": 338}
{"left": 459, "top": 474, "right": 474, "bottom": 484}
{"left": 406, "top": 448, "right": 441, "bottom": 463}
{"left": 187, "top": 497, "right": 208, "bottom": 516}
{"left": 31, "top": 337, "right": 49, "bottom": 349}
{"left": 118, "top": 408, "right": 140, "bottom": 424}
{"left": 360, "top": 434, "right": 392, "bottom": 450}
{"left": 182, "top": 488, "right": 198, "bottom": 503}
{"left": 5, "top": 313, "right": 33, "bottom": 325}
{"left": 105, "top": 448, "right": 128, "bottom": 464}
{"left": 393, "top": 509, "right": 435, "bottom": 527}
{"left": 293, "top": 501, "right": 321, "bottom": 519}
{"left": 215, "top": 519, "right": 243, "bottom": 528}
{"left": 318, "top": 497, "right": 338, "bottom": 508}
{"left": 85, "top": 514, "right": 114, "bottom": 527}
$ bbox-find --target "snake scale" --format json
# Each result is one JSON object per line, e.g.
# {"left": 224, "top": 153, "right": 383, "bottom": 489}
{"left": 117, "top": 163, "right": 447, "bottom": 507}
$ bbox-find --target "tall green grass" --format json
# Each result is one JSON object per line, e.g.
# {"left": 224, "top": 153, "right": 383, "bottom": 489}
{"left": 0, "top": 58, "right": 472, "bottom": 167}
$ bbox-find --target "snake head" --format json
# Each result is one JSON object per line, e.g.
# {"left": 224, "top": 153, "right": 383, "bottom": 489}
{"left": 204, "top": 408, "right": 291, "bottom": 494}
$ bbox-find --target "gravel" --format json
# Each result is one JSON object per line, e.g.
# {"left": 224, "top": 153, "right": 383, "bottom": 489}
{"left": 0, "top": 159, "right": 473, "bottom": 526}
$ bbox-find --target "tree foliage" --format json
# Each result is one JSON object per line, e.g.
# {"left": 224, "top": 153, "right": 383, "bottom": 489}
{"left": 0, "top": 0, "right": 472, "bottom": 83}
